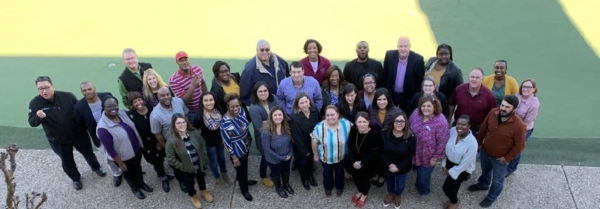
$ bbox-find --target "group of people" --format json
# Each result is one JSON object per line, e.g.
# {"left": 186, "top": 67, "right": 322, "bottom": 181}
{"left": 27, "top": 36, "right": 540, "bottom": 209}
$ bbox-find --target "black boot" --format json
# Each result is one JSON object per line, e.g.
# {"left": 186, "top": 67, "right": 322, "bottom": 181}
{"left": 125, "top": 179, "right": 145, "bottom": 199}
{"left": 301, "top": 174, "right": 310, "bottom": 190}
{"left": 272, "top": 177, "right": 288, "bottom": 198}
{"left": 179, "top": 181, "right": 188, "bottom": 193}
{"left": 309, "top": 173, "right": 318, "bottom": 187}
{"left": 282, "top": 171, "right": 295, "bottom": 195}
{"left": 138, "top": 181, "right": 153, "bottom": 192}
{"left": 162, "top": 179, "right": 170, "bottom": 192}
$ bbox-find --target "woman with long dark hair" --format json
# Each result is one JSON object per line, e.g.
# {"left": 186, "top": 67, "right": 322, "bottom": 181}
{"left": 337, "top": 83, "right": 366, "bottom": 123}
{"left": 290, "top": 92, "right": 320, "bottom": 190}
{"left": 193, "top": 92, "right": 231, "bottom": 185}
{"left": 381, "top": 111, "right": 416, "bottom": 208}
{"left": 261, "top": 105, "right": 295, "bottom": 198}
{"left": 368, "top": 88, "right": 400, "bottom": 187}
{"left": 166, "top": 113, "right": 214, "bottom": 209}
{"left": 248, "top": 81, "right": 280, "bottom": 188}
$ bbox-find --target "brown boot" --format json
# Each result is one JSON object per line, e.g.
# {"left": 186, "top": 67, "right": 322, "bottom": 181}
{"left": 383, "top": 193, "right": 394, "bottom": 207}
{"left": 261, "top": 178, "right": 275, "bottom": 188}
{"left": 393, "top": 195, "right": 402, "bottom": 209}
{"left": 200, "top": 190, "right": 214, "bottom": 203}
{"left": 190, "top": 194, "right": 202, "bottom": 209}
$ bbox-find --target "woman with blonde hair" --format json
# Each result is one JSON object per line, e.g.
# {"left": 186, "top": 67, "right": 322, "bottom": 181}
{"left": 142, "top": 68, "right": 174, "bottom": 106}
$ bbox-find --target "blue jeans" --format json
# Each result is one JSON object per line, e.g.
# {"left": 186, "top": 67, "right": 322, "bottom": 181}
{"left": 187, "top": 111, "right": 197, "bottom": 124}
{"left": 506, "top": 129, "right": 534, "bottom": 174}
{"left": 206, "top": 144, "right": 227, "bottom": 178}
{"left": 384, "top": 171, "right": 408, "bottom": 195}
{"left": 477, "top": 150, "right": 509, "bottom": 201}
{"left": 415, "top": 166, "right": 434, "bottom": 195}
{"left": 260, "top": 154, "right": 269, "bottom": 178}
{"left": 267, "top": 159, "right": 291, "bottom": 178}
{"left": 322, "top": 161, "right": 344, "bottom": 191}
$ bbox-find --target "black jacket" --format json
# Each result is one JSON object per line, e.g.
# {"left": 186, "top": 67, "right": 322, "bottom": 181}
{"left": 343, "top": 58, "right": 385, "bottom": 91}
{"left": 74, "top": 92, "right": 112, "bottom": 147}
{"left": 291, "top": 107, "right": 320, "bottom": 157}
{"left": 380, "top": 131, "right": 416, "bottom": 174}
{"left": 118, "top": 62, "right": 153, "bottom": 107}
{"left": 425, "top": 57, "right": 463, "bottom": 99}
{"left": 383, "top": 50, "right": 425, "bottom": 100}
{"left": 28, "top": 91, "right": 84, "bottom": 144}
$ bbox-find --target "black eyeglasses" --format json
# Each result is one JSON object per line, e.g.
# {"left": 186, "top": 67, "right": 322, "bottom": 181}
{"left": 259, "top": 48, "right": 270, "bottom": 52}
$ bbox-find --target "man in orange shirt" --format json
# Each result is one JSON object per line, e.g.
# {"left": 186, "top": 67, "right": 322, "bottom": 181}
{"left": 467, "top": 95, "right": 526, "bottom": 208}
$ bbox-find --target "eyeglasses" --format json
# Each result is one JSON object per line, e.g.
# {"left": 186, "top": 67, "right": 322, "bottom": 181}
{"left": 259, "top": 48, "right": 270, "bottom": 52}
{"left": 423, "top": 84, "right": 434, "bottom": 88}
{"left": 175, "top": 121, "right": 187, "bottom": 125}
{"left": 37, "top": 86, "right": 52, "bottom": 92}
{"left": 522, "top": 86, "right": 534, "bottom": 89}
{"left": 394, "top": 120, "right": 406, "bottom": 124}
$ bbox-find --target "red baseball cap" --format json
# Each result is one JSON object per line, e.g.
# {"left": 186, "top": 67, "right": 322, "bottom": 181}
{"left": 175, "top": 51, "right": 188, "bottom": 61}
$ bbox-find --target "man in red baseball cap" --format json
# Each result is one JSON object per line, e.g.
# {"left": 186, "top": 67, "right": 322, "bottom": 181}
{"left": 169, "top": 51, "right": 208, "bottom": 123}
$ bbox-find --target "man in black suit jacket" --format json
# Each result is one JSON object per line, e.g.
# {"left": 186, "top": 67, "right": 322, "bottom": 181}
{"left": 383, "top": 36, "right": 425, "bottom": 111}
{"left": 74, "top": 81, "right": 123, "bottom": 187}
{"left": 118, "top": 48, "right": 153, "bottom": 109}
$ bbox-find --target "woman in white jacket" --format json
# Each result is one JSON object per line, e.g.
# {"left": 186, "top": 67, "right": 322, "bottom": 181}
{"left": 441, "top": 114, "right": 478, "bottom": 209}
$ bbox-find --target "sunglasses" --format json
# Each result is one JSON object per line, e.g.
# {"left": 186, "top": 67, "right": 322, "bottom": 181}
{"left": 259, "top": 48, "right": 270, "bottom": 52}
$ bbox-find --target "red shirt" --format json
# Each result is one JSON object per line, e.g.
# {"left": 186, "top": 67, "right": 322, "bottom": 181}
{"left": 300, "top": 55, "right": 331, "bottom": 86}
{"left": 169, "top": 65, "right": 204, "bottom": 111}
{"left": 449, "top": 83, "right": 496, "bottom": 129}
{"left": 476, "top": 108, "right": 526, "bottom": 161}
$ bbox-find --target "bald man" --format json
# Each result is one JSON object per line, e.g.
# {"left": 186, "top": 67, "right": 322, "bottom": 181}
{"left": 383, "top": 36, "right": 425, "bottom": 111}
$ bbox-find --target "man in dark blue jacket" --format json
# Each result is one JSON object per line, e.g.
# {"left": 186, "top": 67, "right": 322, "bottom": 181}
{"left": 239, "top": 39, "right": 290, "bottom": 105}
{"left": 74, "top": 81, "right": 123, "bottom": 187}
{"left": 28, "top": 76, "right": 106, "bottom": 190}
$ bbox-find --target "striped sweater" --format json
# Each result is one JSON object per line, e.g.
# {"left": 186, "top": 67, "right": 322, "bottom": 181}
{"left": 220, "top": 108, "right": 251, "bottom": 158}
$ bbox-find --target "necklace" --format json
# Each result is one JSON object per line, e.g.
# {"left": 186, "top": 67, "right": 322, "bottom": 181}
{"left": 355, "top": 131, "right": 368, "bottom": 154}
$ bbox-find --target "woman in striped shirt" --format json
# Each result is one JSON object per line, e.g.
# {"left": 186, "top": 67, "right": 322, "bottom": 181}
{"left": 409, "top": 94, "right": 449, "bottom": 198}
{"left": 220, "top": 93, "right": 257, "bottom": 201}
{"left": 166, "top": 113, "right": 213, "bottom": 209}
{"left": 312, "top": 105, "right": 352, "bottom": 197}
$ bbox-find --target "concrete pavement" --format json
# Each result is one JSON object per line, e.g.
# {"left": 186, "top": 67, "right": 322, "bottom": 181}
{"left": 0, "top": 149, "right": 596, "bottom": 209}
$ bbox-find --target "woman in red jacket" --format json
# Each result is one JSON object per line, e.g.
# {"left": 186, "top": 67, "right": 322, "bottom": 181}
{"left": 300, "top": 39, "right": 331, "bottom": 85}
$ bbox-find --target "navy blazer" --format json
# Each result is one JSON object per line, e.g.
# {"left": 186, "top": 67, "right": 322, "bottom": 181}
{"left": 74, "top": 92, "right": 113, "bottom": 147}
{"left": 383, "top": 50, "right": 425, "bottom": 100}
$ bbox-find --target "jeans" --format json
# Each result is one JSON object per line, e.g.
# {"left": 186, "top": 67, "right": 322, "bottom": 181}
{"left": 181, "top": 169, "right": 207, "bottom": 197}
{"left": 49, "top": 135, "right": 101, "bottom": 181}
{"left": 384, "top": 171, "right": 408, "bottom": 195}
{"left": 415, "top": 166, "right": 434, "bottom": 195}
{"left": 187, "top": 111, "right": 197, "bottom": 125}
{"left": 506, "top": 129, "right": 534, "bottom": 174}
{"left": 322, "top": 161, "right": 345, "bottom": 191}
{"left": 206, "top": 144, "right": 228, "bottom": 178}
{"left": 267, "top": 159, "right": 291, "bottom": 179}
{"left": 260, "top": 154, "right": 269, "bottom": 178}
{"left": 477, "top": 150, "right": 509, "bottom": 201}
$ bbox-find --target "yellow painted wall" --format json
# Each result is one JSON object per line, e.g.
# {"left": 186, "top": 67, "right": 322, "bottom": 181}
{"left": 558, "top": 0, "right": 600, "bottom": 58}
{"left": 0, "top": 0, "right": 438, "bottom": 60}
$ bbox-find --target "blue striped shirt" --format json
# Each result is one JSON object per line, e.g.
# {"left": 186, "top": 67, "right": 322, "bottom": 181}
{"left": 276, "top": 76, "right": 323, "bottom": 116}
{"left": 312, "top": 118, "right": 352, "bottom": 164}
{"left": 220, "top": 108, "right": 251, "bottom": 158}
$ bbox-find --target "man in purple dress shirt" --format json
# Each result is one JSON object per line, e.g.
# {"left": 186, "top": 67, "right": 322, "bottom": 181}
{"left": 276, "top": 61, "right": 323, "bottom": 116}
{"left": 383, "top": 36, "right": 425, "bottom": 111}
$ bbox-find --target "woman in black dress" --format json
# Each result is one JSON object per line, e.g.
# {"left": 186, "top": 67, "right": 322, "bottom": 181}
{"left": 127, "top": 92, "right": 174, "bottom": 192}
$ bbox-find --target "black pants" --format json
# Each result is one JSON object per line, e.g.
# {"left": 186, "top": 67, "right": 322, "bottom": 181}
{"left": 142, "top": 149, "right": 166, "bottom": 179}
{"left": 297, "top": 154, "right": 315, "bottom": 181}
{"left": 119, "top": 152, "right": 145, "bottom": 190}
{"left": 232, "top": 153, "right": 250, "bottom": 193}
{"left": 49, "top": 137, "right": 101, "bottom": 181}
{"left": 170, "top": 165, "right": 186, "bottom": 184}
{"left": 181, "top": 169, "right": 207, "bottom": 197}
{"left": 267, "top": 159, "right": 291, "bottom": 179}
{"left": 391, "top": 92, "right": 410, "bottom": 112}
{"left": 442, "top": 161, "right": 471, "bottom": 204}
{"left": 348, "top": 167, "right": 372, "bottom": 195}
